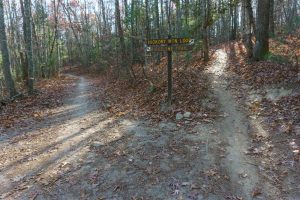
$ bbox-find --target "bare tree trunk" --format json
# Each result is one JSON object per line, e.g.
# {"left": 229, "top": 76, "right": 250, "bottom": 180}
{"left": 184, "top": 0, "right": 189, "bottom": 27}
{"left": 130, "top": 0, "right": 135, "bottom": 63}
{"left": 243, "top": 0, "right": 254, "bottom": 58}
{"left": 0, "top": 0, "right": 18, "bottom": 97}
{"left": 154, "top": 0, "right": 161, "bottom": 62}
{"left": 21, "top": 0, "right": 35, "bottom": 94}
{"left": 160, "top": 0, "right": 164, "bottom": 33}
{"left": 123, "top": 0, "right": 128, "bottom": 24}
{"left": 145, "top": 0, "right": 150, "bottom": 39}
{"left": 202, "top": 0, "right": 210, "bottom": 62}
{"left": 229, "top": 0, "right": 237, "bottom": 40}
{"left": 269, "top": 0, "right": 275, "bottom": 36}
{"left": 175, "top": 0, "right": 182, "bottom": 36}
{"left": 99, "top": 0, "right": 107, "bottom": 35}
{"left": 49, "top": 0, "right": 60, "bottom": 57}
{"left": 253, "top": 0, "right": 270, "bottom": 60}
{"left": 115, "top": 0, "right": 130, "bottom": 78}
{"left": 155, "top": 0, "right": 160, "bottom": 39}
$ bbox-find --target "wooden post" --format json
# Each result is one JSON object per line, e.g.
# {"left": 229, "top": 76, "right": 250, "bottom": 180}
{"left": 145, "top": 36, "right": 194, "bottom": 106}
{"left": 167, "top": 35, "right": 172, "bottom": 106}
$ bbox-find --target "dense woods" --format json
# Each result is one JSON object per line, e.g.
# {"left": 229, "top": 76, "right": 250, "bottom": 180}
{"left": 0, "top": 0, "right": 299, "bottom": 98}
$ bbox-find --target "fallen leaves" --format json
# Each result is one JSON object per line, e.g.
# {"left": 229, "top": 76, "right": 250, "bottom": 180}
{"left": 225, "top": 35, "right": 300, "bottom": 196}
{"left": 0, "top": 76, "right": 77, "bottom": 130}
{"left": 225, "top": 39, "right": 299, "bottom": 89}
{"left": 103, "top": 52, "right": 217, "bottom": 121}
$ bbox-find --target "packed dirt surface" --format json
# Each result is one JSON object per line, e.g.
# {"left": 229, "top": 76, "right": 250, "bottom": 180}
{"left": 0, "top": 49, "right": 296, "bottom": 199}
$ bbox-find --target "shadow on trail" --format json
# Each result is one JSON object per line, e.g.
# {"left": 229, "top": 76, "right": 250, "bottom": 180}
{"left": 0, "top": 75, "right": 112, "bottom": 197}
{"left": 0, "top": 76, "right": 102, "bottom": 144}
{"left": 0, "top": 114, "right": 108, "bottom": 175}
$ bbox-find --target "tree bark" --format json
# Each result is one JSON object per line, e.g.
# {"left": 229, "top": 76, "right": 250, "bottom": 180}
{"left": 253, "top": 0, "right": 270, "bottom": 60}
{"left": 154, "top": 0, "right": 161, "bottom": 62}
{"left": 269, "top": 0, "right": 275, "bottom": 36}
{"left": 99, "top": 0, "right": 107, "bottom": 35}
{"left": 21, "top": 0, "right": 35, "bottom": 94}
{"left": 243, "top": 0, "right": 254, "bottom": 58}
{"left": 115, "top": 0, "right": 130, "bottom": 78}
{"left": 0, "top": 0, "right": 18, "bottom": 97}
{"left": 184, "top": 0, "right": 189, "bottom": 26}
{"left": 229, "top": 0, "right": 237, "bottom": 40}
{"left": 175, "top": 0, "right": 182, "bottom": 36}
{"left": 145, "top": 0, "right": 150, "bottom": 39}
{"left": 202, "top": 0, "right": 210, "bottom": 62}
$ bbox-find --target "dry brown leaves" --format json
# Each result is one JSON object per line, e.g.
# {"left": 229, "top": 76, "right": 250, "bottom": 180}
{"left": 104, "top": 53, "right": 215, "bottom": 121}
{"left": 0, "top": 75, "right": 76, "bottom": 131}
{"left": 224, "top": 33, "right": 300, "bottom": 195}
{"left": 225, "top": 33, "right": 299, "bottom": 135}
{"left": 225, "top": 41, "right": 298, "bottom": 88}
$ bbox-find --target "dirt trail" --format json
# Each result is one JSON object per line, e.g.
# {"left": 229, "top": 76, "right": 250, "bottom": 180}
{"left": 207, "top": 50, "right": 261, "bottom": 199}
{"left": 0, "top": 75, "right": 112, "bottom": 199}
{"left": 0, "top": 50, "right": 281, "bottom": 200}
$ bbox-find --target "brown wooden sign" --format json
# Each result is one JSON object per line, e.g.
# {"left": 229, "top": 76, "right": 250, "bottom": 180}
{"left": 145, "top": 36, "right": 194, "bottom": 106}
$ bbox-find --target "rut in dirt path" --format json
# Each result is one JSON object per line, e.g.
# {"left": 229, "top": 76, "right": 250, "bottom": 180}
{"left": 208, "top": 50, "right": 258, "bottom": 198}
{"left": 207, "top": 49, "right": 278, "bottom": 199}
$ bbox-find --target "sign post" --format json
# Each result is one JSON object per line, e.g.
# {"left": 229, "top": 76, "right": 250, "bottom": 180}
{"left": 146, "top": 36, "right": 194, "bottom": 106}
{"left": 167, "top": 35, "right": 172, "bottom": 106}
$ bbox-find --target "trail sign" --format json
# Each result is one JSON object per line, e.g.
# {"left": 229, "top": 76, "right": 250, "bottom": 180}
{"left": 145, "top": 36, "right": 194, "bottom": 106}
{"left": 146, "top": 45, "right": 193, "bottom": 52}
{"left": 146, "top": 38, "right": 193, "bottom": 45}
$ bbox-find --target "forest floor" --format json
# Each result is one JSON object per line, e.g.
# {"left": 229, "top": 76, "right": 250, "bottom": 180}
{"left": 0, "top": 45, "right": 299, "bottom": 199}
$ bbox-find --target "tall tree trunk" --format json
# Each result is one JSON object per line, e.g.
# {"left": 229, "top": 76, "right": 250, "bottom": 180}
{"left": 0, "top": 0, "right": 18, "bottom": 97}
{"left": 229, "top": 0, "right": 237, "bottom": 40}
{"left": 202, "top": 0, "right": 210, "bottom": 62}
{"left": 154, "top": 0, "right": 161, "bottom": 62}
{"left": 145, "top": 0, "right": 150, "bottom": 39}
{"left": 115, "top": 0, "right": 130, "bottom": 78}
{"left": 184, "top": 0, "right": 189, "bottom": 26}
{"left": 166, "top": 0, "right": 171, "bottom": 34}
{"left": 160, "top": 0, "right": 164, "bottom": 33}
{"left": 233, "top": 4, "right": 238, "bottom": 39}
{"left": 243, "top": 0, "right": 254, "bottom": 58}
{"left": 155, "top": 0, "right": 160, "bottom": 39}
{"left": 269, "top": 0, "right": 275, "bottom": 36}
{"left": 175, "top": 0, "right": 182, "bottom": 36}
{"left": 99, "top": 0, "right": 107, "bottom": 35}
{"left": 253, "top": 0, "right": 270, "bottom": 60}
{"left": 123, "top": 0, "right": 128, "bottom": 24}
{"left": 21, "top": 0, "right": 35, "bottom": 94}
{"left": 130, "top": 0, "right": 135, "bottom": 62}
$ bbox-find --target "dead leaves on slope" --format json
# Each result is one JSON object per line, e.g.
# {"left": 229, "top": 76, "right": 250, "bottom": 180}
{"left": 103, "top": 54, "right": 216, "bottom": 121}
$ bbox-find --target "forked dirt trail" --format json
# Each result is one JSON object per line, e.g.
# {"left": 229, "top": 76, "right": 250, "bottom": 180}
{"left": 0, "top": 50, "right": 281, "bottom": 200}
